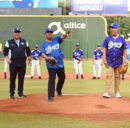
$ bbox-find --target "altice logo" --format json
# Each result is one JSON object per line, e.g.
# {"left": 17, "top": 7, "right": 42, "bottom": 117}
{"left": 48, "top": 22, "right": 86, "bottom": 34}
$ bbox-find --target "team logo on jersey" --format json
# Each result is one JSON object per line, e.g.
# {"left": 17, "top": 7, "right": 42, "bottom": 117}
{"left": 75, "top": 52, "right": 81, "bottom": 56}
{"left": 45, "top": 44, "right": 59, "bottom": 54}
{"left": 108, "top": 41, "right": 122, "bottom": 49}
{"left": 97, "top": 53, "right": 101, "bottom": 56}
{"left": 21, "top": 42, "right": 24, "bottom": 45}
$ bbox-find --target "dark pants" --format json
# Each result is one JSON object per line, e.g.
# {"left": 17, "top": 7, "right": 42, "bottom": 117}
{"left": 47, "top": 67, "right": 65, "bottom": 98}
{"left": 9, "top": 64, "right": 26, "bottom": 96}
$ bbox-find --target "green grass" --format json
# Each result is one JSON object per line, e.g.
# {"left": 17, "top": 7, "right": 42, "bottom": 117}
{"left": 0, "top": 112, "right": 99, "bottom": 128}
{"left": 0, "top": 60, "right": 130, "bottom": 128}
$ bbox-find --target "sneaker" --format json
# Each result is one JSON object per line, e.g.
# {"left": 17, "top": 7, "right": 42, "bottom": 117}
{"left": 122, "top": 78, "right": 124, "bottom": 80}
{"left": 103, "top": 92, "right": 111, "bottom": 98}
{"left": 76, "top": 74, "right": 79, "bottom": 79}
{"left": 57, "top": 92, "right": 62, "bottom": 96}
{"left": 19, "top": 94, "right": 27, "bottom": 98}
{"left": 114, "top": 93, "right": 122, "bottom": 98}
{"left": 48, "top": 97, "right": 53, "bottom": 101}
{"left": 31, "top": 76, "right": 33, "bottom": 79}
{"left": 92, "top": 77, "right": 96, "bottom": 79}
{"left": 10, "top": 95, "right": 15, "bottom": 100}
{"left": 97, "top": 77, "right": 100, "bottom": 79}
{"left": 4, "top": 75, "right": 7, "bottom": 79}
{"left": 39, "top": 76, "right": 42, "bottom": 79}
{"left": 81, "top": 75, "right": 84, "bottom": 79}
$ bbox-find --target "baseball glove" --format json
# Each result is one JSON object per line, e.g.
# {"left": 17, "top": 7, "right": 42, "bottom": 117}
{"left": 119, "top": 62, "right": 128, "bottom": 74}
{"left": 48, "top": 57, "right": 57, "bottom": 67}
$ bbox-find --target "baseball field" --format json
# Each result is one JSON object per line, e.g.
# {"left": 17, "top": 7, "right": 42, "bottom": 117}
{"left": 0, "top": 60, "right": 130, "bottom": 128}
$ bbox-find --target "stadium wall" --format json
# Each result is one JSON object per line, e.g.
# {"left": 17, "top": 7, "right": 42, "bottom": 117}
{"left": 0, "top": 15, "right": 107, "bottom": 59}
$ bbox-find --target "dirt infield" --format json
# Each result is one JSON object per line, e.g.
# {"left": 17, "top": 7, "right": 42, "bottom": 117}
{"left": 0, "top": 93, "right": 130, "bottom": 121}
{"left": 1, "top": 72, "right": 130, "bottom": 80}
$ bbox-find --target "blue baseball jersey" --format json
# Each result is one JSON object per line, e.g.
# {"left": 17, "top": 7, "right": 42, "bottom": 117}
{"left": 72, "top": 49, "right": 84, "bottom": 60}
{"left": 31, "top": 50, "right": 40, "bottom": 60}
{"left": 40, "top": 35, "right": 64, "bottom": 69}
{"left": 102, "top": 35, "right": 127, "bottom": 67}
{"left": 94, "top": 50, "right": 103, "bottom": 60}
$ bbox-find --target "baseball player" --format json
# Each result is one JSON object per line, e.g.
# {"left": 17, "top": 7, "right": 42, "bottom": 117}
{"left": 31, "top": 44, "right": 41, "bottom": 79}
{"left": 102, "top": 23, "right": 127, "bottom": 98}
{"left": 93, "top": 44, "right": 103, "bottom": 79}
{"left": 40, "top": 28, "right": 71, "bottom": 101}
{"left": 72, "top": 43, "right": 84, "bottom": 79}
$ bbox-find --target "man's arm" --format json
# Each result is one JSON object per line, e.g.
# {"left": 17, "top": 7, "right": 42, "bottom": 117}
{"left": 3, "top": 42, "right": 11, "bottom": 64}
{"left": 61, "top": 30, "right": 71, "bottom": 40}
{"left": 103, "top": 48, "right": 108, "bottom": 67}
{"left": 25, "top": 41, "right": 32, "bottom": 65}
{"left": 123, "top": 49, "right": 127, "bottom": 63}
{"left": 41, "top": 53, "right": 53, "bottom": 60}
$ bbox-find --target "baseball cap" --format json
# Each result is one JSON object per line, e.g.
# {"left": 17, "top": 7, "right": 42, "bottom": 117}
{"left": 109, "top": 23, "right": 119, "bottom": 29}
{"left": 34, "top": 44, "right": 38, "bottom": 48}
{"left": 13, "top": 27, "right": 21, "bottom": 33}
{"left": 97, "top": 44, "right": 102, "bottom": 47}
{"left": 45, "top": 28, "right": 53, "bottom": 33}
{"left": 76, "top": 43, "right": 80, "bottom": 46}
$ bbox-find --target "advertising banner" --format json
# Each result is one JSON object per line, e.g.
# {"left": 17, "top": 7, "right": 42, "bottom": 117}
{"left": 71, "top": 0, "right": 128, "bottom": 16}
{"left": 0, "top": 0, "right": 58, "bottom": 8}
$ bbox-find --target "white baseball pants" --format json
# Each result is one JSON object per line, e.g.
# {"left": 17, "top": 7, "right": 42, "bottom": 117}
{"left": 93, "top": 59, "right": 102, "bottom": 77}
{"left": 74, "top": 59, "right": 83, "bottom": 75}
{"left": 4, "top": 58, "right": 7, "bottom": 73}
{"left": 31, "top": 60, "right": 41, "bottom": 77}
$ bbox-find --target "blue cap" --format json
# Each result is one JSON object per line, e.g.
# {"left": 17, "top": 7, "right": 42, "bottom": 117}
{"left": 34, "top": 44, "right": 38, "bottom": 48}
{"left": 76, "top": 43, "right": 80, "bottom": 46}
{"left": 97, "top": 44, "right": 102, "bottom": 47}
{"left": 109, "top": 23, "right": 119, "bottom": 29}
{"left": 13, "top": 27, "right": 21, "bottom": 33}
{"left": 45, "top": 28, "right": 53, "bottom": 33}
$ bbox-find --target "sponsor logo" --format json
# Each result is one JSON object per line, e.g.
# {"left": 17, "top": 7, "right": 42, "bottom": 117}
{"left": 48, "top": 22, "right": 86, "bottom": 34}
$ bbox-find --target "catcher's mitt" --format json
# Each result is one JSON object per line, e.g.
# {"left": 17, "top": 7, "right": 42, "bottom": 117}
{"left": 48, "top": 57, "right": 57, "bottom": 67}
{"left": 119, "top": 63, "right": 128, "bottom": 74}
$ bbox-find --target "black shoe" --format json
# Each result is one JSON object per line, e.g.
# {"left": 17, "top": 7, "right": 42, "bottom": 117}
{"left": 31, "top": 76, "right": 33, "bottom": 79}
{"left": 48, "top": 97, "right": 53, "bottom": 101}
{"left": 76, "top": 74, "right": 79, "bottom": 79}
{"left": 92, "top": 77, "right": 96, "bottom": 79}
{"left": 19, "top": 94, "right": 27, "bottom": 98}
{"left": 57, "top": 92, "right": 62, "bottom": 96}
{"left": 4, "top": 75, "right": 7, "bottom": 79}
{"left": 10, "top": 95, "right": 15, "bottom": 100}
{"left": 39, "top": 76, "right": 41, "bottom": 79}
{"left": 97, "top": 77, "right": 100, "bottom": 79}
{"left": 81, "top": 75, "right": 84, "bottom": 79}
{"left": 122, "top": 78, "right": 124, "bottom": 80}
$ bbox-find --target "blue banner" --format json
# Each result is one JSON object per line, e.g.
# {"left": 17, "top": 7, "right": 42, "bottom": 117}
{"left": 0, "top": 0, "right": 58, "bottom": 8}
{"left": 71, "top": 0, "right": 128, "bottom": 15}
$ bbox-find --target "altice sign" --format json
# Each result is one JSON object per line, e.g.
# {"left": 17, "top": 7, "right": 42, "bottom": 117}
{"left": 48, "top": 22, "right": 86, "bottom": 34}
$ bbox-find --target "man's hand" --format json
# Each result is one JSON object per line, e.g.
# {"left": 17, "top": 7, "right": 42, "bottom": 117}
{"left": 104, "top": 60, "right": 108, "bottom": 68}
{"left": 28, "top": 56, "right": 32, "bottom": 66}
{"left": 6, "top": 57, "right": 11, "bottom": 64}
{"left": 66, "top": 29, "right": 71, "bottom": 35}
{"left": 61, "top": 29, "right": 71, "bottom": 39}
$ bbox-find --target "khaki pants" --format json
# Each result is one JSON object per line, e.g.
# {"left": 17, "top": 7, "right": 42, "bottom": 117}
{"left": 106, "top": 66, "right": 121, "bottom": 93}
